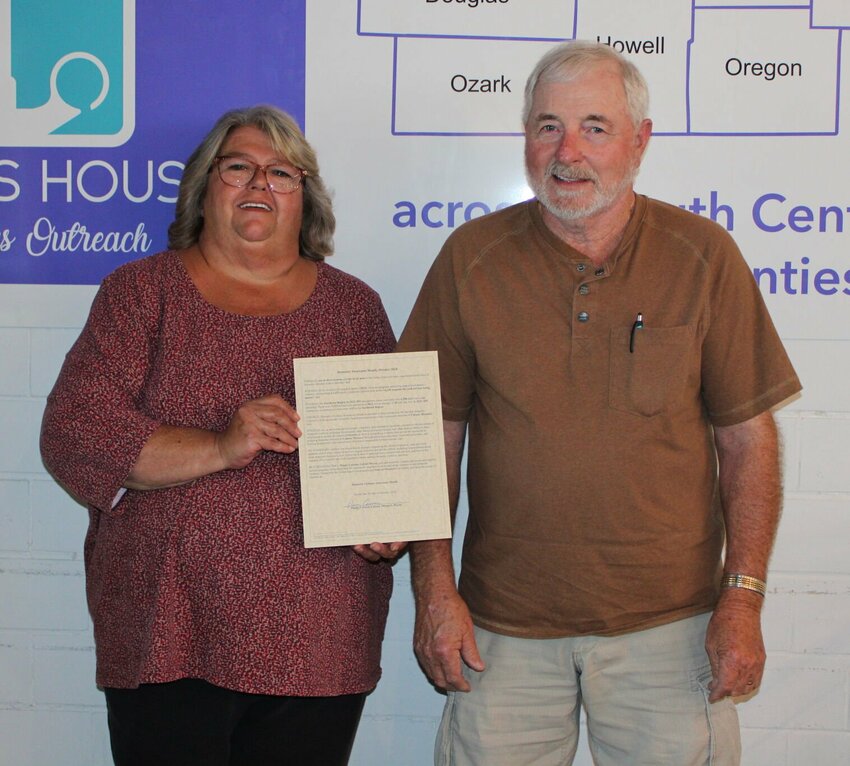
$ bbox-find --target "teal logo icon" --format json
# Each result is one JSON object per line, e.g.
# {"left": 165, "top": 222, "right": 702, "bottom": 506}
{"left": 1, "top": 0, "right": 135, "bottom": 146}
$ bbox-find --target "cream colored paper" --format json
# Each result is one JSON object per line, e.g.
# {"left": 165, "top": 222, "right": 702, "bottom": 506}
{"left": 294, "top": 351, "right": 451, "bottom": 548}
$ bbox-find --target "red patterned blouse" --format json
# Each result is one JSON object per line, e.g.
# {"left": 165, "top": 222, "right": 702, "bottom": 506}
{"left": 41, "top": 252, "right": 396, "bottom": 695}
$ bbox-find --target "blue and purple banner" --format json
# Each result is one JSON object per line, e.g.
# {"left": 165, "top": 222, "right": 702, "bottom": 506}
{"left": 0, "top": 0, "right": 306, "bottom": 284}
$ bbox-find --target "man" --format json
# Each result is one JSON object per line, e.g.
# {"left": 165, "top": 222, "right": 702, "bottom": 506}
{"left": 397, "top": 41, "right": 801, "bottom": 765}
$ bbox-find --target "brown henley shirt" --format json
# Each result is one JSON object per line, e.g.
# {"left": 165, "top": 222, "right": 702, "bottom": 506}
{"left": 398, "top": 195, "right": 801, "bottom": 638}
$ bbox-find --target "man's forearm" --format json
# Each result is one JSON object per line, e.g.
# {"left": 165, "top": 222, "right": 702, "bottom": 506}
{"left": 411, "top": 538, "right": 458, "bottom": 603}
{"left": 411, "top": 419, "right": 467, "bottom": 600}
{"left": 706, "top": 410, "right": 780, "bottom": 699}
{"left": 714, "top": 410, "right": 782, "bottom": 582}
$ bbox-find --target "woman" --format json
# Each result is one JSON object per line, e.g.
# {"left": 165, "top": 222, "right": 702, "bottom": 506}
{"left": 41, "top": 105, "right": 403, "bottom": 765}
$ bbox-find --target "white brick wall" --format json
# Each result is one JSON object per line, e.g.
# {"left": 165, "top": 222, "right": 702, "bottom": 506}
{"left": 2, "top": 297, "right": 849, "bottom": 765}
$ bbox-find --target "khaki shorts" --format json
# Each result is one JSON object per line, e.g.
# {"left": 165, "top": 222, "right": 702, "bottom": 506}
{"left": 435, "top": 613, "right": 741, "bottom": 766}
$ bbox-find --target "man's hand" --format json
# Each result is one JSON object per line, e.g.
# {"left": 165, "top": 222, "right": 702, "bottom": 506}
{"left": 705, "top": 590, "right": 766, "bottom": 701}
{"left": 414, "top": 588, "right": 485, "bottom": 692}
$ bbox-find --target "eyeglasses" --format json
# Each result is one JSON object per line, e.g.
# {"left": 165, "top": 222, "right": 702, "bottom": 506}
{"left": 213, "top": 156, "right": 307, "bottom": 194}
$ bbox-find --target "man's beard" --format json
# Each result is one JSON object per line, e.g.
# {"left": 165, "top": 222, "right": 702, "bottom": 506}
{"left": 527, "top": 160, "right": 637, "bottom": 222}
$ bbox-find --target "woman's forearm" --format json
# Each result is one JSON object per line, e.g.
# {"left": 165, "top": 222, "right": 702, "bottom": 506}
{"left": 124, "top": 425, "right": 227, "bottom": 490}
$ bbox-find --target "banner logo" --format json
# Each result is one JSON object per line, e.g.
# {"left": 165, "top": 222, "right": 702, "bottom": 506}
{"left": 1, "top": 0, "right": 135, "bottom": 147}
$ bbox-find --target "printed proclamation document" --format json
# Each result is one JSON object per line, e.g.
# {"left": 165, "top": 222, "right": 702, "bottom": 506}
{"left": 294, "top": 351, "right": 452, "bottom": 547}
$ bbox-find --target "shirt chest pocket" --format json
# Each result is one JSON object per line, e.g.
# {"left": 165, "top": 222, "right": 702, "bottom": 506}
{"left": 609, "top": 324, "right": 695, "bottom": 417}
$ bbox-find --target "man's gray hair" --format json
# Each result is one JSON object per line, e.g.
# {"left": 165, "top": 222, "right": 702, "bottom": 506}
{"left": 522, "top": 40, "right": 650, "bottom": 128}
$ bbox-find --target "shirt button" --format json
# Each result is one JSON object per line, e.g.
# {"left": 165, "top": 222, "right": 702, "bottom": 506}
{"left": 595, "top": 268, "right": 605, "bottom": 276}
{"left": 576, "top": 264, "right": 586, "bottom": 272}
{"left": 579, "top": 285, "right": 590, "bottom": 295}
{"left": 577, "top": 311, "right": 589, "bottom": 322}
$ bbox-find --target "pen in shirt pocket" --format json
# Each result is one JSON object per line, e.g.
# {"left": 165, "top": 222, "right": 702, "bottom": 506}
{"left": 629, "top": 313, "right": 643, "bottom": 353}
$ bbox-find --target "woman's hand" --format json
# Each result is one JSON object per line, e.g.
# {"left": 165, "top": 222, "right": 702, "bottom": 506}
{"left": 352, "top": 542, "right": 408, "bottom": 562}
{"left": 216, "top": 394, "right": 302, "bottom": 469}
{"left": 126, "top": 395, "right": 301, "bottom": 490}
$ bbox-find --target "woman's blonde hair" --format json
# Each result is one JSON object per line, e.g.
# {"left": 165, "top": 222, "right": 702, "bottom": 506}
{"left": 167, "top": 105, "right": 334, "bottom": 261}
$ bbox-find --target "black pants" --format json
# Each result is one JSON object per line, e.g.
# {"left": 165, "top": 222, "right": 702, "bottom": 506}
{"left": 105, "top": 678, "right": 367, "bottom": 766}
